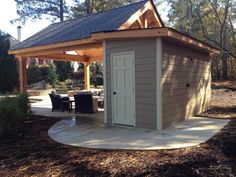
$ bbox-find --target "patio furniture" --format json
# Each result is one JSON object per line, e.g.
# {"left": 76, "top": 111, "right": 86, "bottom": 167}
{"left": 62, "top": 100, "right": 75, "bottom": 113}
{"left": 98, "top": 97, "right": 104, "bottom": 108}
{"left": 49, "top": 94, "right": 70, "bottom": 112}
{"left": 93, "top": 96, "right": 104, "bottom": 108}
{"left": 74, "top": 93, "right": 98, "bottom": 113}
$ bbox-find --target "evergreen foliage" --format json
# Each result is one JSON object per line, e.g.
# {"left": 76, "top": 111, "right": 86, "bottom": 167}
{"left": 14, "top": 0, "right": 69, "bottom": 23}
{"left": 54, "top": 61, "right": 73, "bottom": 81}
{"left": 27, "top": 65, "right": 42, "bottom": 84}
{"left": 72, "top": 0, "right": 133, "bottom": 16}
{"left": 47, "top": 63, "right": 59, "bottom": 88}
{"left": 0, "top": 94, "right": 31, "bottom": 136}
{"left": 0, "top": 30, "right": 18, "bottom": 94}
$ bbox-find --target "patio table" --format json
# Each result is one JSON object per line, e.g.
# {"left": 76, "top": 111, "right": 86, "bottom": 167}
{"left": 62, "top": 100, "right": 74, "bottom": 113}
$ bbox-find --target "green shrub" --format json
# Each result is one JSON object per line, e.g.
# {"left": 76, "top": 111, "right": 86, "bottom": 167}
{"left": 17, "top": 94, "right": 31, "bottom": 116}
{"left": 0, "top": 94, "right": 31, "bottom": 136}
{"left": 47, "top": 63, "right": 59, "bottom": 88}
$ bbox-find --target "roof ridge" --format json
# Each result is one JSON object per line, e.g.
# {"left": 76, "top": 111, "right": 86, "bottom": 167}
{"left": 51, "top": 0, "right": 148, "bottom": 26}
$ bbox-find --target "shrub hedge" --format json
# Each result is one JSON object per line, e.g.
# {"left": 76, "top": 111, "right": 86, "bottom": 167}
{"left": 0, "top": 94, "right": 31, "bottom": 136}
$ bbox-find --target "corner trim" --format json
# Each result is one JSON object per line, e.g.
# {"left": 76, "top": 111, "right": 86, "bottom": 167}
{"left": 156, "top": 38, "right": 163, "bottom": 130}
{"left": 103, "top": 41, "right": 107, "bottom": 124}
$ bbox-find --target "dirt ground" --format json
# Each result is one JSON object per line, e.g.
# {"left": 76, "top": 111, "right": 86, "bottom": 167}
{"left": 200, "top": 81, "right": 236, "bottom": 119}
{"left": 0, "top": 82, "right": 236, "bottom": 177}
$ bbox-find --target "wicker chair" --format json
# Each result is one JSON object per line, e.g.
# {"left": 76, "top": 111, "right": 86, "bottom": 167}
{"left": 74, "top": 93, "right": 98, "bottom": 114}
{"left": 49, "top": 94, "right": 70, "bottom": 112}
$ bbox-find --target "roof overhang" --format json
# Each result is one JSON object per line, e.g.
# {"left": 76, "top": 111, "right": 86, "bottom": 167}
{"left": 92, "top": 28, "right": 220, "bottom": 55}
{"left": 9, "top": 28, "right": 220, "bottom": 57}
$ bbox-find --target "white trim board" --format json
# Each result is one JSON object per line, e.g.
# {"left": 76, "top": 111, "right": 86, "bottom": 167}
{"left": 103, "top": 41, "right": 107, "bottom": 124}
{"left": 156, "top": 38, "right": 163, "bottom": 130}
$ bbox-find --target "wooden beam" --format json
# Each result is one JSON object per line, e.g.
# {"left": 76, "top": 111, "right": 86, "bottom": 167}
{"left": 144, "top": 12, "right": 148, "bottom": 28}
{"left": 138, "top": 11, "right": 148, "bottom": 28}
{"left": 18, "top": 56, "right": 27, "bottom": 94}
{"left": 9, "top": 38, "right": 99, "bottom": 55}
{"left": 27, "top": 53, "right": 89, "bottom": 62}
{"left": 12, "top": 43, "right": 102, "bottom": 57}
{"left": 148, "top": 1, "right": 163, "bottom": 27}
{"left": 119, "top": 1, "right": 151, "bottom": 30}
{"left": 137, "top": 18, "right": 144, "bottom": 28}
{"left": 167, "top": 29, "right": 220, "bottom": 54}
{"left": 84, "top": 62, "right": 90, "bottom": 90}
{"left": 92, "top": 28, "right": 219, "bottom": 54}
{"left": 92, "top": 28, "right": 168, "bottom": 40}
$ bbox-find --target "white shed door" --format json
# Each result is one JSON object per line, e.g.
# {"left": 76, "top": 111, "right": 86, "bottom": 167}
{"left": 112, "top": 52, "right": 135, "bottom": 126}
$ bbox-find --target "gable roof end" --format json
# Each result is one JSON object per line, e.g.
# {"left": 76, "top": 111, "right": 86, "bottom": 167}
{"left": 118, "top": 0, "right": 164, "bottom": 30}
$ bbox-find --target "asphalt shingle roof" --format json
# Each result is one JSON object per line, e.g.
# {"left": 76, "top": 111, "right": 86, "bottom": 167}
{"left": 11, "top": 0, "right": 147, "bottom": 50}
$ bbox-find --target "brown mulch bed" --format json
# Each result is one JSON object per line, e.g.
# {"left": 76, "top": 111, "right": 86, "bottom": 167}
{"left": 0, "top": 117, "right": 235, "bottom": 177}
{"left": 199, "top": 82, "right": 236, "bottom": 119}
{"left": 212, "top": 81, "right": 236, "bottom": 91}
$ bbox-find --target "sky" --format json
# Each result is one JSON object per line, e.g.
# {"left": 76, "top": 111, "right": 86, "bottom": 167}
{"left": 0, "top": 0, "right": 74, "bottom": 41}
{"left": 0, "top": 0, "right": 169, "bottom": 41}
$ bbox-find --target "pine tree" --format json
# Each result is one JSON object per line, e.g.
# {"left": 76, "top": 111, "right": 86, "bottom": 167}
{"left": 13, "top": 0, "right": 69, "bottom": 23}
{"left": 72, "top": 0, "right": 133, "bottom": 17}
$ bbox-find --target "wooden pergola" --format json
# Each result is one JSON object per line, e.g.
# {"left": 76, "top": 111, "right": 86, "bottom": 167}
{"left": 14, "top": 42, "right": 103, "bottom": 93}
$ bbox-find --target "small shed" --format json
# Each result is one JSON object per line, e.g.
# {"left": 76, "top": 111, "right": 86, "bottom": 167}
{"left": 9, "top": 0, "right": 219, "bottom": 130}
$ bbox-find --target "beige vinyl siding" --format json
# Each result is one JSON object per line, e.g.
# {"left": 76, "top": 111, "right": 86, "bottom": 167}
{"left": 162, "top": 40, "right": 211, "bottom": 128}
{"left": 105, "top": 39, "right": 157, "bottom": 129}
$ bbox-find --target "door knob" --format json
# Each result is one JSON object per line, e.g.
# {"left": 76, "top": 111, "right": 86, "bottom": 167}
{"left": 113, "top": 92, "right": 116, "bottom": 95}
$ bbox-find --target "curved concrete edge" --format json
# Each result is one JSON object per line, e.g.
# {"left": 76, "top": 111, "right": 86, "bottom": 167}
{"left": 48, "top": 117, "right": 230, "bottom": 150}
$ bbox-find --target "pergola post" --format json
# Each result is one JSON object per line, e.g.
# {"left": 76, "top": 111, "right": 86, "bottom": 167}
{"left": 18, "top": 56, "right": 27, "bottom": 94}
{"left": 84, "top": 62, "right": 90, "bottom": 90}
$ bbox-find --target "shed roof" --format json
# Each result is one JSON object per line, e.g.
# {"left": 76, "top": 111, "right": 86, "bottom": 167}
{"left": 9, "top": 0, "right": 219, "bottom": 56}
{"left": 11, "top": 0, "right": 150, "bottom": 50}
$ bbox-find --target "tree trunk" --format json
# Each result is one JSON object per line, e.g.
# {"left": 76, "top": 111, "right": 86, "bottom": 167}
{"left": 222, "top": 52, "right": 228, "bottom": 80}
{"left": 187, "top": 0, "right": 193, "bottom": 34}
{"left": 216, "top": 61, "right": 221, "bottom": 80}
{"left": 59, "top": 0, "right": 64, "bottom": 22}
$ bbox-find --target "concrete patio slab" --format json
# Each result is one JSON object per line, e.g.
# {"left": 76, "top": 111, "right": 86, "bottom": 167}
{"left": 48, "top": 116, "right": 230, "bottom": 150}
{"left": 31, "top": 96, "right": 230, "bottom": 150}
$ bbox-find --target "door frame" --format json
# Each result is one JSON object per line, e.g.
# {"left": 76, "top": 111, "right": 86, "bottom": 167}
{"left": 111, "top": 51, "right": 136, "bottom": 127}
